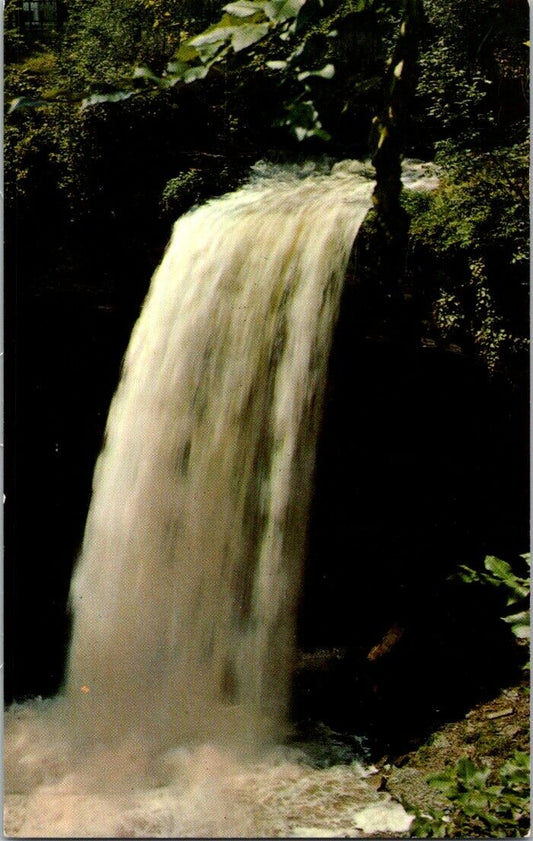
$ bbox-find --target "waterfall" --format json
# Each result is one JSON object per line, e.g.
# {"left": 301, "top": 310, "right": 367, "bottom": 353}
{"left": 5, "top": 160, "right": 419, "bottom": 838}
{"left": 65, "top": 159, "right": 375, "bottom": 751}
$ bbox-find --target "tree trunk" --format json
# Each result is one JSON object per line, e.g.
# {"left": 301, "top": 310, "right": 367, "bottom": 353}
{"left": 372, "top": 0, "right": 424, "bottom": 225}
{"left": 355, "top": 0, "right": 424, "bottom": 340}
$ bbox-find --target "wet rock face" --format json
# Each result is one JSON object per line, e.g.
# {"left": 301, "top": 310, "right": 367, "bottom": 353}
{"left": 295, "top": 270, "right": 528, "bottom": 752}
{"left": 302, "top": 339, "right": 527, "bottom": 624}
{"left": 385, "top": 767, "right": 450, "bottom": 813}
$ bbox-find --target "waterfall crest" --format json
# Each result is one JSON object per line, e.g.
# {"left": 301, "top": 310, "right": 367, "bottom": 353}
{"left": 65, "top": 160, "right": 375, "bottom": 751}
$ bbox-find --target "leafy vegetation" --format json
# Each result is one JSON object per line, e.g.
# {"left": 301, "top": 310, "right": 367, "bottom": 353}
{"left": 455, "top": 554, "right": 530, "bottom": 644}
{"left": 402, "top": 137, "right": 529, "bottom": 374}
{"left": 408, "top": 752, "right": 530, "bottom": 838}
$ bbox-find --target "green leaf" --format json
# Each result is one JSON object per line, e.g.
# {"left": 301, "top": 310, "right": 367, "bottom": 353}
{"left": 454, "top": 564, "right": 484, "bottom": 585}
{"left": 501, "top": 751, "right": 530, "bottom": 788}
{"left": 195, "top": 40, "right": 227, "bottom": 61}
{"left": 190, "top": 25, "right": 236, "bottom": 47}
{"left": 297, "top": 63, "right": 335, "bottom": 80}
{"left": 223, "top": 0, "right": 264, "bottom": 16}
{"left": 502, "top": 610, "right": 530, "bottom": 639}
{"left": 166, "top": 60, "right": 190, "bottom": 77}
{"left": 231, "top": 21, "right": 270, "bottom": 51}
{"left": 482, "top": 555, "right": 529, "bottom": 602}
{"left": 9, "top": 96, "right": 51, "bottom": 113}
{"left": 81, "top": 91, "right": 135, "bottom": 109}
{"left": 280, "top": 97, "right": 330, "bottom": 141}
{"left": 132, "top": 66, "right": 159, "bottom": 82}
{"left": 175, "top": 42, "right": 200, "bottom": 63}
{"left": 456, "top": 757, "right": 491, "bottom": 789}
{"left": 484, "top": 555, "right": 514, "bottom": 581}
{"left": 263, "top": 0, "right": 306, "bottom": 23}
{"left": 266, "top": 59, "right": 288, "bottom": 69}
{"left": 183, "top": 65, "right": 210, "bottom": 83}
{"left": 132, "top": 66, "right": 172, "bottom": 88}
{"left": 456, "top": 789, "right": 489, "bottom": 816}
{"left": 428, "top": 769, "right": 459, "bottom": 799}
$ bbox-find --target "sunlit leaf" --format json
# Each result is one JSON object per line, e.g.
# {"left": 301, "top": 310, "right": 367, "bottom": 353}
{"left": 231, "top": 22, "right": 270, "bottom": 51}
{"left": 455, "top": 564, "right": 482, "bottom": 584}
{"left": 166, "top": 60, "right": 190, "bottom": 77}
{"left": 195, "top": 39, "right": 227, "bottom": 61}
{"left": 502, "top": 610, "right": 530, "bottom": 639}
{"left": 484, "top": 555, "right": 513, "bottom": 581}
{"left": 263, "top": 0, "right": 306, "bottom": 23}
{"left": 297, "top": 63, "right": 335, "bottom": 80}
{"left": 132, "top": 65, "right": 160, "bottom": 82}
{"left": 183, "top": 65, "right": 210, "bottom": 82}
{"left": 190, "top": 25, "right": 236, "bottom": 47}
{"left": 223, "top": 0, "right": 264, "bottom": 16}
{"left": 9, "top": 96, "right": 51, "bottom": 113}
{"left": 81, "top": 91, "right": 135, "bottom": 109}
{"left": 175, "top": 42, "right": 200, "bottom": 63}
{"left": 132, "top": 66, "right": 172, "bottom": 88}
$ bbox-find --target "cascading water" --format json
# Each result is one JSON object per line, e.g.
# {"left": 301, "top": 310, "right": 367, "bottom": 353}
{"left": 65, "top": 159, "right": 376, "bottom": 753}
{"left": 4, "top": 160, "right": 421, "bottom": 838}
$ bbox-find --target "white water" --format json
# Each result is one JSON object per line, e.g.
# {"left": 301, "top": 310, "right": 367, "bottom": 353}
{"left": 4, "top": 160, "right": 419, "bottom": 838}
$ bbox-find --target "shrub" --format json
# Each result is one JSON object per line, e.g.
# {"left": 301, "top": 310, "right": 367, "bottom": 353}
{"left": 408, "top": 753, "right": 530, "bottom": 838}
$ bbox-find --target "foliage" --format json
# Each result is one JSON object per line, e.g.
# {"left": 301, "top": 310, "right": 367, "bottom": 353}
{"left": 8, "top": 0, "right": 393, "bottom": 146}
{"left": 403, "top": 138, "right": 529, "bottom": 373}
{"left": 408, "top": 753, "right": 530, "bottom": 838}
{"left": 455, "top": 554, "right": 530, "bottom": 642}
{"left": 4, "top": 0, "right": 31, "bottom": 62}
{"left": 412, "top": 0, "right": 529, "bottom": 148}
{"left": 5, "top": 0, "right": 530, "bottom": 382}
{"left": 160, "top": 169, "right": 205, "bottom": 214}
{"left": 59, "top": 0, "right": 223, "bottom": 87}
{"left": 410, "top": 140, "right": 529, "bottom": 262}
{"left": 70, "top": 0, "right": 383, "bottom": 142}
